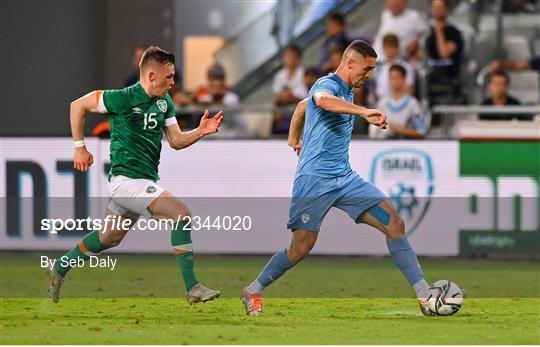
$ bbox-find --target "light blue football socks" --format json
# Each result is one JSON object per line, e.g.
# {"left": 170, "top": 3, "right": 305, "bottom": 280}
{"left": 246, "top": 248, "right": 294, "bottom": 294}
{"left": 387, "top": 236, "right": 429, "bottom": 299}
{"left": 246, "top": 237, "right": 429, "bottom": 298}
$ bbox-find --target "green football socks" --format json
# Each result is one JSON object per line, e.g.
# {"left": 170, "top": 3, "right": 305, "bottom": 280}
{"left": 55, "top": 231, "right": 109, "bottom": 277}
{"left": 171, "top": 220, "right": 198, "bottom": 291}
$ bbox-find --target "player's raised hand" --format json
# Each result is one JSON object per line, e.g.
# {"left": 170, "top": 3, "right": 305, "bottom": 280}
{"left": 199, "top": 109, "right": 224, "bottom": 136}
{"left": 74, "top": 147, "right": 94, "bottom": 172}
{"left": 363, "top": 109, "right": 387, "bottom": 129}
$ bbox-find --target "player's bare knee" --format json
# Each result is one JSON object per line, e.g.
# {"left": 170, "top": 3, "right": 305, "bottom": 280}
{"left": 300, "top": 243, "right": 312, "bottom": 257}
{"left": 387, "top": 217, "right": 405, "bottom": 240}
{"left": 292, "top": 242, "right": 312, "bottom": 259}
{"left": 176, "top": 206, "right": 192, "bottom": 221}
{"left": 288, "top": 249, "right": 305, "bottom": 262}
{"left": 287, "top": 246, "right": 305, "bottom": 262}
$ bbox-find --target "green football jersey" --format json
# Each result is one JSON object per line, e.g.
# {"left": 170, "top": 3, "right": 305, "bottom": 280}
{"left": 97, "top": 82, "right": 177, "bottom": 181}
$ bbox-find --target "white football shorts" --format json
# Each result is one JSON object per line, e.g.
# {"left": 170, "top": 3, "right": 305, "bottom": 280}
{"left": 107, "top": 175, "right": 164, "bottom": 218}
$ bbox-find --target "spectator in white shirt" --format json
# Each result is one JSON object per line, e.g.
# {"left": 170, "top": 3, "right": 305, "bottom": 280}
{"left": 272, "top": 44, "right": 308, "bottom": 106}
{"left": 370, "top": 64, "right": 428, "bottom": 139}
{"left": 196, "top": 64, "right": 239, "bottom": 107}
{"left": 373, "top": 0, "right": 427, "bottom": 62}
{"left": 272, "top": 45, "right": 308, "bottom": 134}
{"left": 375, "top": 33, "right": 415, "bottom": 99}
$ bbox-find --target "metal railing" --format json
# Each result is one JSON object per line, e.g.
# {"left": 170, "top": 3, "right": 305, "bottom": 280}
{"left": 432, "top": 105, "right": 540, "bottom": 136}
{"left": 214, "top": 0, "right": 364, "bottom": 99}
{"left": 172, "top": 104, "right": 540, "bottom": 139}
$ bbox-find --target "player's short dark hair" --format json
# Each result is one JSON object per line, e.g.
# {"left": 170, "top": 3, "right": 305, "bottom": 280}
{"left": 140, "top": 46, "right": 175, "bottom": 69}
{"left": 285, "top": 44, "right": 302, "bottom": 58}
{"left": 489, "top": 69, "right": 510, "bottom": 85}
{"left": 304, "top": 66, "right": 323, "bottom": 78}
{"left": 327, "top": 12, "right": 345, "bottom": 26}
{"left": 344, "top": 40, "right": 377, "bottom": 59}
{"left": 382, "top": 33, "right": 399, "bottom": 48}
{"left": 389, "top": 64, "right": 407, "bottom": 78}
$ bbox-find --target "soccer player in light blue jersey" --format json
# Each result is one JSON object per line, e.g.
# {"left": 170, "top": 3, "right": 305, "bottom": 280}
{"left": 241, "top": 40, "right": 435, "bottom": 316}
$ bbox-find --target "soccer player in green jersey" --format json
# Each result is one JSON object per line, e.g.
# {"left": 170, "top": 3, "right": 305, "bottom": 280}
{"left": 47, "top": 46, "right": 223, "bottom": 304}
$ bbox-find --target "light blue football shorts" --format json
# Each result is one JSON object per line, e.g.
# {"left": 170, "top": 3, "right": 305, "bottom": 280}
{"left": 287, "top": 171, "right": 388, "bottom": 232}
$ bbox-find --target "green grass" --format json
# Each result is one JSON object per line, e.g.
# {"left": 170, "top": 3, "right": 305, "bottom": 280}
{"left": 1, "top": 252, "right": 539, "bottom": 344}
{"left": 2, "top": 298, "right": 539, "bottom": 344}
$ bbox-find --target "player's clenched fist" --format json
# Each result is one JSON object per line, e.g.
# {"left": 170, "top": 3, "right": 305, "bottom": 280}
{"left": 363, "top": 109, "right": 387, "bottom": 129}
{"left": 74, "top": 147, "right": 94, "bottom": 172}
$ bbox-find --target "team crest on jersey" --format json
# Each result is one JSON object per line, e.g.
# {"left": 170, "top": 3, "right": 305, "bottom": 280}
{"left": 156, "top": 99, "right": 167, "bottom": 113}
{"left": 146, "top": 186, "right": 157, "bottom": 194}
{"left": 369, "top": 148, "right": 434, "bottom": 236}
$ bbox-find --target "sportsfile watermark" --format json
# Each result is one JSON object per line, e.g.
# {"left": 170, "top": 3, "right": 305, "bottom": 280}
{"left": 4, "top": 196, "right": 538, "bottom": 257}
{"left": 40, "top": 215, "right": 253, "bottom": 234}
{"left": 40, "top": 255, "right": 118, "bottom": 271}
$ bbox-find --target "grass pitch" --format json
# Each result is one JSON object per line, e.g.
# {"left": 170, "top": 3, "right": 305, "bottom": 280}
{"left": 1, "top": 252, "right": 539, "bottom": 344}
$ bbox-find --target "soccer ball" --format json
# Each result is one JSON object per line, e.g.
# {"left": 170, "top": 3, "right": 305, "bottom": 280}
{"left": 427, "top": 280, "right": 464, "bottom": 316}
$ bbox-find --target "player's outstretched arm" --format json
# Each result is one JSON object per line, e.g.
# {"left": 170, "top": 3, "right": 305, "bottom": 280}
{"left": 70, "top": 91, "right": 100, "bottom": 172}
{"left": 164, "top": 109, "right": 223, "bottom": 150}
{"left": 313, "top": 91, "right": 387, "bottom": 129}
{"left": 288, "top": 98, "right": 308, "bottom": 156}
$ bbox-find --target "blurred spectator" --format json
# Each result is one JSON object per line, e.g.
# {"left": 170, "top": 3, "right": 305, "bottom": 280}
{"left": 196, "top": 64, "right": 239, "bottom": 107}
{"left": 490, "top": 56, "right": 540, "bottom": 73}
{"left": 170, "top": 72, "right": 192, "bottom": 107}
{"left": 425, "top": 0, "right": 464, "bottom": 101}
{"left": 319, "top": 12, "right": 350, "bottom": 72}
{"left": 193, "top": 63, "right": 243, "bottom": 133}
{"left": 197, "top": 79, "right": 239, "bottom": 108}
{"left": 480, "top": 70, "right": 530, "bottom": 121}
{"left": 124, "top": 45, "right": 146, "bottom": 87}
{"left": 272, "top": 45, "right": 308, "bottom": 106}
{"left": 195, "top": 64, "right": 225, "bottom": 101}
{"left": 375, "top": 34, "right": 415, "bottom": 99}
{"left": 323, "top": 43, "right": 346, "bottom": 75}
{"left": 370, "top": 64, "right": 428, "bottom": 139}
{"left": 373, "top": 0, "right": 427, "bottom": 62}
{"left": 304, "top": 66, "right": 323, "bottom": 92}
{"left": 272, "top": 45, "right": 308, "bottom": 135}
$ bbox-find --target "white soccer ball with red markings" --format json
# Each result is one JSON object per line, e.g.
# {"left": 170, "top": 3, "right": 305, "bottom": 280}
{"left": 427, "top": 280, "right": 464, "bottom": 316}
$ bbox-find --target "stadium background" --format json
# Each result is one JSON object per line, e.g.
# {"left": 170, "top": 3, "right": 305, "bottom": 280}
{"left": 1, "top": 0, "right": 539, "bottom": 344}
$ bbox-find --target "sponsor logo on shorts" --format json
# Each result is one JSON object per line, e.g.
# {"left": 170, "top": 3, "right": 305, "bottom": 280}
{"left": 157, "top": 99, "right": 167, "bottom": 113}
{"left": 301, "top": 213, "right": 310, "bottom": 223}
{"left": 146, "top": 186, "right": 157, "bottom": 194}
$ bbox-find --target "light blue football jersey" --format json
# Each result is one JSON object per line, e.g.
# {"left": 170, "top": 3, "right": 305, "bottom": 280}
{"left": 295, "top": 73, "right": 355, "bottom": 179}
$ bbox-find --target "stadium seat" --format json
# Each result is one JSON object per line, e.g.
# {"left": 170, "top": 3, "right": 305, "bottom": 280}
{"left": 508, "top": 71, "right": 540, "bottom": 104}
{"left": 472, "top": 31, "right": 498, "bottom": 69}
{"left": 503, "top": 36, "right": 531, "bottom": 61}
{"left": 242, "top": 112, "right": 273, "bottom": 138}
{"left": 533, "top": 38, "right": 540, "bottom": 55}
